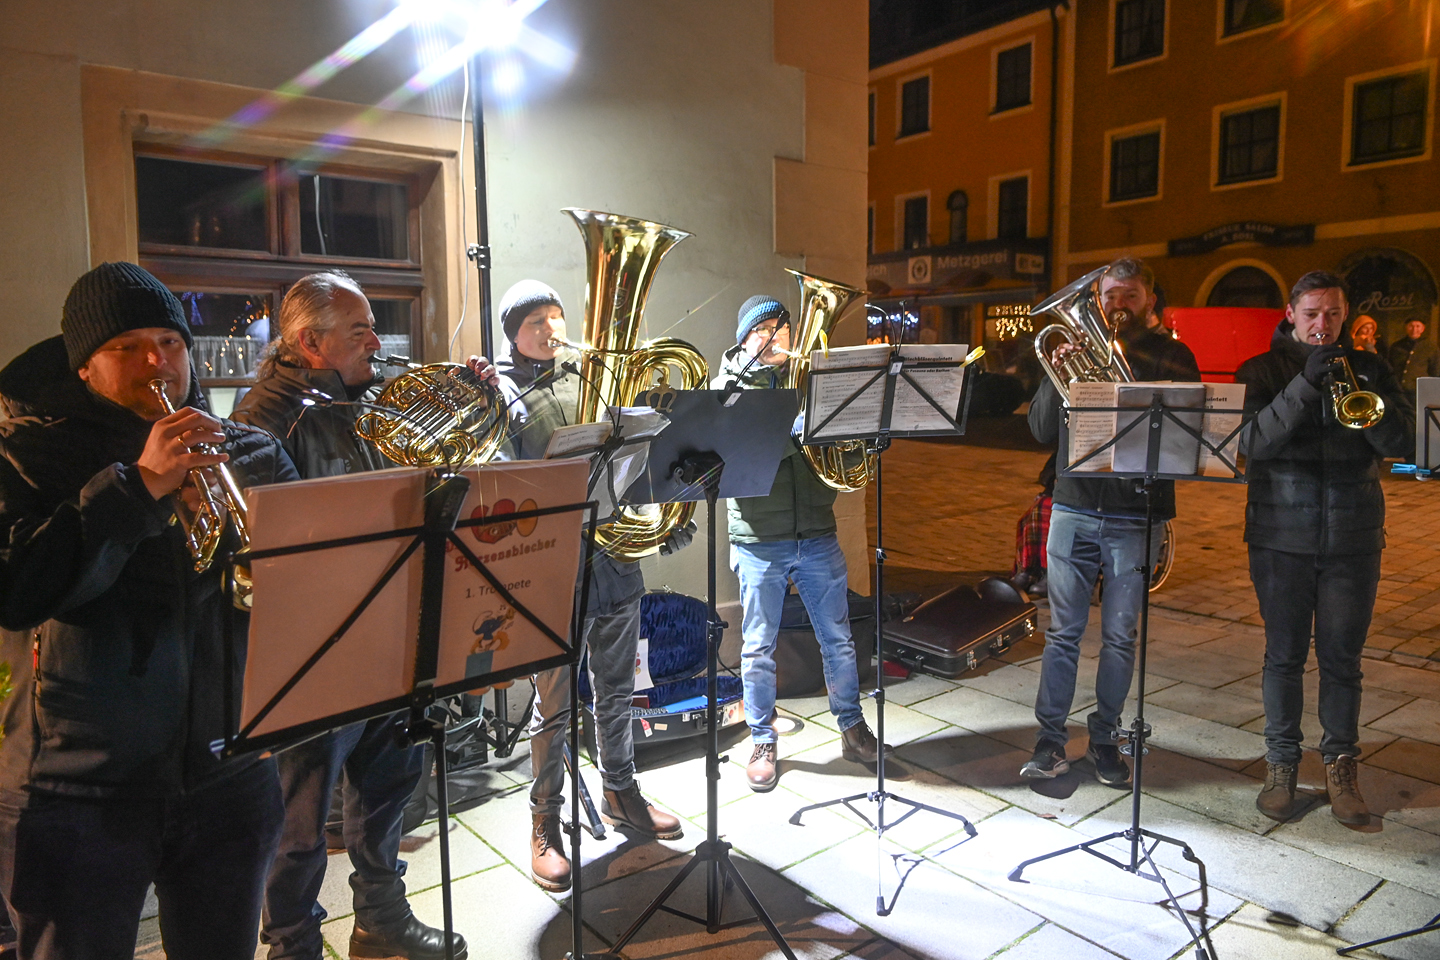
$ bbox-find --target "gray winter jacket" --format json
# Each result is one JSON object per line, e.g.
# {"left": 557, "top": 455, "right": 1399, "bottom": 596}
{"left": 496, "top": 344, "right": 643, "bottom": 615}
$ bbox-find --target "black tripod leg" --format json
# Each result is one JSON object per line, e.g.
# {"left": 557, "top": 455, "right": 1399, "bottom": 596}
{"left": 428, "top": 715, "right": 457, "bottom": 960}
{"left": 1337, "top": 913, "right": 1440, "bottom": 955}
{"left": 607, "top": 851, "right": 708, "bottom": 952}
{"left": 716, "top": 850, "right": 800, "bottom": 960}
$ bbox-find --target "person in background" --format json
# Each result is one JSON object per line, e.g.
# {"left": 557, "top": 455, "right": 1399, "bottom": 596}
{"left": 1350, "top": 315, "right": 1383, "bottom": 357}
{"left": 1388, "top": 318, "right": 1438, "bottom": 393}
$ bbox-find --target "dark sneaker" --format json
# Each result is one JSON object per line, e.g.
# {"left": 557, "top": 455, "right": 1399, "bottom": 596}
{"left": 1019, "top": 743, "right": 1069, "bottom": 779}
{"left": 1256, "top": 761, "right": 1299, "bottom": 822}
{"left": 1086, "top": 742, "right": 1131, "bottom": 787}
{"left": 1326, "top": 755, "right": 1370, "bottom": 826}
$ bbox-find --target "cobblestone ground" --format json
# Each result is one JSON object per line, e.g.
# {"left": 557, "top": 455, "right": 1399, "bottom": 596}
{"left": 871, "top": 425, "right": 1440, "bottom": 670}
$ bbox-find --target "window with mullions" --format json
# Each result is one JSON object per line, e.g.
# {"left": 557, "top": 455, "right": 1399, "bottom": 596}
{"left": 1110, "top": 131, "right": 1161, "bottom": 201}
{"left": 1351, "top": 71, "right": 1430, "bottom": 165}
{"left": 900, "top": 76, "right": 930, "bottom": 137}
{"left": 1219, "top": 104, "right": 1281, "bottom": 183}
{"left": 1223, "top": 0, "right": 1283, "bottom": 36}
{"left": 994, "top": 44, "right": 1032, "bottom": 112}
{"left": 1114, "top": 0, "right": 1165, "bottom": 67}
{"left": 903, "top": 196, "right": 929, "bottom": 249}
{"left": 134, "top": 148, "right": 425, "bottom": 391}
{"left": 997, "top": 178, "right": 1028, "bottom": 239}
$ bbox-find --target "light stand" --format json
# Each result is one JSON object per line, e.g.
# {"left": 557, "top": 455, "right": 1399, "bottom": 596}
{"left": 606, "top": 452, "right": 799, "bottom": 960}
{"left": 1009, "top": 397, "right": 1226, "bottom": 960}
{"left": 466, "top": 53, "right": 496, "bottom": 362}
{"left": 788, "top": 352, "right": 977, "bottom": 917}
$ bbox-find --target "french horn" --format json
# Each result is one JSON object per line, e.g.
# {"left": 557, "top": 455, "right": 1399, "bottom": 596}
{"left": 354, "top": 359, "right": 508, "bottom": 467}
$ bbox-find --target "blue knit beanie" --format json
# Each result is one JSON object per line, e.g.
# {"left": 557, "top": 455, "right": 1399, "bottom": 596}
{"left": 499, "top": 280, "right": 564, "bottom": 343}
{"left": 736, "top": 295, "right": 789, "bottom": 345}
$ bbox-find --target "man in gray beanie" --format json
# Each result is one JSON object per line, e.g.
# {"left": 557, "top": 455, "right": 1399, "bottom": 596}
{"left": 471, "top": 279, "right": 687, "bottom": 893}
{"left": 0, "top": 262, "right": 298, "bottom": 959}
{"left": 715, "top": 293, "right": 884, "bottom": 793}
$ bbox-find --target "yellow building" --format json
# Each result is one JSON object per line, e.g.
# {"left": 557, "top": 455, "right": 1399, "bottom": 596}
{"left": 1059, "top": 0, "right": 1440, "bottom": 350}
{"left": 867, "top": 1, "right": 1062, "bottom": 368}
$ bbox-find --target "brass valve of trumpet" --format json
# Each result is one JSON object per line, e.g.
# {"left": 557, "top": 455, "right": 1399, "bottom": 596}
{"left": 147, "top": 380, "right": 253, "bottom": 606}
{"left": 1326, "top": 352, "right": 1386, "bottom": 430}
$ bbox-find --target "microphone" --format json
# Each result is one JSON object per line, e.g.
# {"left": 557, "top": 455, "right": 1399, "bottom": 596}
{"left": 560, "top": 360, "right": 621, "bottom": 431}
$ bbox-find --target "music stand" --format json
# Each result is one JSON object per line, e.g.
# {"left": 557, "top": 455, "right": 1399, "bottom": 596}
{"left": 786, "top": 341, "right": 981, "bottom": 916}
{"left": 1007, "top": 391, "right": 1254, "bottom": 960}
{"left": 221, "top": 461, "right": 595, "bottom": 960}
{"left": 605, "top": 388, "right": 800, "bottom": 959}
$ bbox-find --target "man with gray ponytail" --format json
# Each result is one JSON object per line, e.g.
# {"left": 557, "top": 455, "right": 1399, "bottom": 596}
{"left": 234, "top": 272, "right": 493, "bottom": 960}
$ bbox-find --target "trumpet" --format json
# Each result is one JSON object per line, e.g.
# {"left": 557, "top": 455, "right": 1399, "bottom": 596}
{"left": 148, "top": 380, "right": 253, "bottom": 606}
{"left": 1309, "top": 333, "right": 1386, "bottom": 429}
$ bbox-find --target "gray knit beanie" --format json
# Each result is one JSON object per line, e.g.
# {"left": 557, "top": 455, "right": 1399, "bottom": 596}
{"left": 499, "top": 280, "right": 564, "bottom": 343}
{"left": 61, "top": 262, "right": 192, "bottom": 371}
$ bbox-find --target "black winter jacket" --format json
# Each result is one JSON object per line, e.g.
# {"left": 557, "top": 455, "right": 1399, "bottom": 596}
{"left": 496, "top": 344, "right": 643, "bottom": 615}
{"left": 1236, "top": 320, "right": 1413, "bottom": 555}
{"left": 1028, "top": 327, "right": 1201, "bottom": 520}
{"left": 0, "top": 336, "right": 298, "bottom": 798}
{"left": 231, "top": 362, "right": 391, "bottom": 478}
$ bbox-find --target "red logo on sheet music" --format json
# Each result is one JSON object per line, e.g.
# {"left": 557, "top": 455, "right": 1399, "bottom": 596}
{"left": 469, "top": 498, "right": 540, "bottom": 544}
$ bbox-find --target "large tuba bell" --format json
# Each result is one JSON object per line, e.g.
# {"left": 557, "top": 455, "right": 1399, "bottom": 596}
{"left": 786, "top": 268, "right": 876, "bottom": 492}
{"left": 355, "top": 359, "right": 507, "bottom": 467}
{"left": 564, "top": 208, "right": 709, "bottom": 561}
{"left": 1031, "top": 265, "right": 1137, "bottom": 403}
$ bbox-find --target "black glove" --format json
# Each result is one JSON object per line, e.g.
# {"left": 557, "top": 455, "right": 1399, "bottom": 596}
{"left": 1303, "top": 344, "right": 1346, "bottom": 388}
{"left": 659, "top": 519, "right": 697, "bottom": 556}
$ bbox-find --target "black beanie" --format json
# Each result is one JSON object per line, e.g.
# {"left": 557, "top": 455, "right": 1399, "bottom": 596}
{"left": 499, "top": 279, "right": 564, "bottom": 343}
{"left": 62, "top": 262, "right": 192, "bottom": 371}
{"left": 736, "top": 295, "right": 789, "bottom": 344}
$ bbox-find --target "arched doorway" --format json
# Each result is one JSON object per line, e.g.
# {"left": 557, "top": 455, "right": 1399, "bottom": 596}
{"left": 1206, "top": 265, "right": 1284, "bottom": 308}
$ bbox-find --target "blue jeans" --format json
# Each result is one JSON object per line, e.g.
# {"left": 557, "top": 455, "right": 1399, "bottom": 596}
{"left": 0, "top": 761, "right": 282, "bottom": 960}
{"left": 1034, "top": 507, "right": 1159, "bottom": 748}
{"left": 731, "top": 534, "right": 863, "bottom": 743}
{"left": 261, "top": 715, "right": 423, "bottom": 959}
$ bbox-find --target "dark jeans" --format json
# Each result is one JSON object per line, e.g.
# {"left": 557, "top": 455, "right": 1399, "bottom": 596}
{"left": 1249, "top": 546, "right": 1381, "bottom": 765}
{"left": 0, "top": 760, "right": 282, "bottom": 960}
{"left": 262, "top": 714, "right": 424, "bottom": 960}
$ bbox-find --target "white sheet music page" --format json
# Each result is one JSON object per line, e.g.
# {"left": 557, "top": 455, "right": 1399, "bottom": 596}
{"left": 1417, "top": 378, "right": 1440, "bottom": 471}
{"left": 807, "top": 344, "right": 890, "bottom": 440}
{"left": 1198, "top": 382, "right": 1247, "bottom": 477}
{"left": 892, "top": 343, "right": 970, "bottom": 433}
{"left": 1066, "top": 381, "right": 1118, "bottom": 472}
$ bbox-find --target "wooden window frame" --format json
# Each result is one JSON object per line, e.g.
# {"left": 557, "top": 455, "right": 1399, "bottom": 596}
{"left": 991, "top": 38, "right": 1036, "bottom": 117}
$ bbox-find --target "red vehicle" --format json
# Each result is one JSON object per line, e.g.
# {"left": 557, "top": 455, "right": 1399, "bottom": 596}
{"left": 1164, "top": 307, "right": 1283, "bottom": 382}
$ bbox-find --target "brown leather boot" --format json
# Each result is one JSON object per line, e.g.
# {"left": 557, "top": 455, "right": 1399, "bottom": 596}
{"left": 746, "top": 742, "right": 778, "bottom": 792}
{"left": 1256, "top": 761, "right": 1299, "bottom": 822}
{"left": 601, "top": 782, "right": 683, "bottom": 839}
{"left": 840, "top": 721, "right": 892, "bottom": 763}
{"left": 530, "top": 813, "right": 571, "bottom": 892}
{"left": 1326, "top": 755, "right": 1371, "bottom": 826}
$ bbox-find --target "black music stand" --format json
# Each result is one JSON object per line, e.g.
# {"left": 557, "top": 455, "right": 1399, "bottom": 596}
{"left": 220, "top": 466, "right": 595, "bottom": 960}
{"left": 786, "top": 342, "right": 981, "bottom": 916}
{"left": 1008, "top": 393, "right": 1253, "bottom": 960}
{"left": 605, "top": 388, "right": 800, "bottom": 959}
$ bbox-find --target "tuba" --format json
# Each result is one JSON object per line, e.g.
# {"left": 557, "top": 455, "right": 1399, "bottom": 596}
{"left": 564, "top": 208, "right": 709, "bottom": 560}
{"left": 354, "top": 359, "right": 507, "bottom": 467}
{"left": 149, "top": 379, "right": 254, "bottom": 607}
{"left": 1031, "top": 265, "right": 1136, "bottom": 403}
{"left": 786, "top": 268, "right": 875, "bottom": 492}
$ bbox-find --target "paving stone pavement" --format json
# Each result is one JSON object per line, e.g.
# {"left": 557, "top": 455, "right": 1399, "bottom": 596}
{"left": 132, "top": 431, "right": 1440, "bottom": 959}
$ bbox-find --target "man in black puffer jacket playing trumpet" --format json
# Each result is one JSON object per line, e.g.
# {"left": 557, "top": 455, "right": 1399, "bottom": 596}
{"left": 1237, "top": 270, "right": 1412, "bottom": 826}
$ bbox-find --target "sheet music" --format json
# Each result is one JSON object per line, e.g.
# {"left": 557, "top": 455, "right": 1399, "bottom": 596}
{"left": 1112, "top": 383, "right": 1206, "bottom": 475}
{"left": 1066, "top": 381, "right": 1118, "bottom": 472}
{"left": 891, "top": 343, "right": 970, "bottom": 433}
{"left": 581, "top": 407, "right": 669, "bottom": 519}
{"left": 1198, "top": 382, "right": 1247, "bottom": 477}
{"left": 1418, "top": 378, "right": 1440, "bottom": 471}
{"left": 544, "top": 422, "right": 611, "bottom": 459}
{"left": 808, "top": 345, "right": 889, "bottom": 439}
